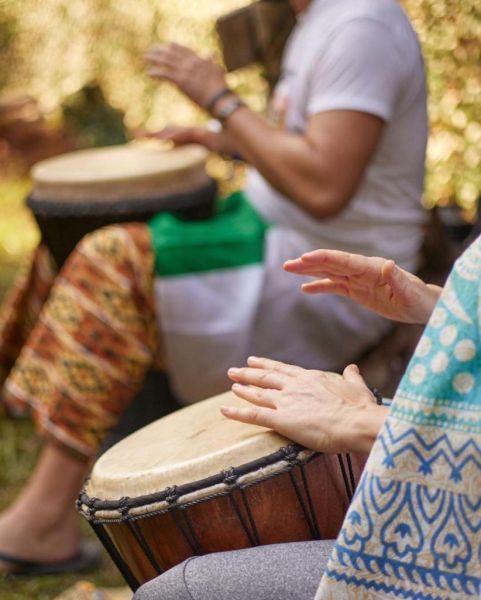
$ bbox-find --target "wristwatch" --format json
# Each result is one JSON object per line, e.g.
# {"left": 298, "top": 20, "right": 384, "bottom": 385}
{"left": 214, "top": 96, "right": 246, "bottom": 125}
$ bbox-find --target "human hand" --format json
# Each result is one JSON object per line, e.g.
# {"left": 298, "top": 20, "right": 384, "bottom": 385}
{"left": 223, "top": 356, "right": 387, "bottom": 454}
{"left": 146, "top": 43, "right": 228, "bottom": 110}
{"left": 284, "top": 249, "right": 442, "bottom": 325}
{"left": 137, "top": 125, "right": 239, "bottom": 156}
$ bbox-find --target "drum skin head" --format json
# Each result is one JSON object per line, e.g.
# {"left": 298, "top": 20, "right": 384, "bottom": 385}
{"left": 30, "top": 143, "right": 210, "bottom": 202}
{"left": 86, "top": 391, "right": 290, "bottom": 500}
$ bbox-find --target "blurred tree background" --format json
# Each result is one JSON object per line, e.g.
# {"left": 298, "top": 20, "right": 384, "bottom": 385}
{"left": 407, "top": 0, "right": 480, "bottom": 212}
{"left": 0, "top": 0, "right": 479, "bottom": 292}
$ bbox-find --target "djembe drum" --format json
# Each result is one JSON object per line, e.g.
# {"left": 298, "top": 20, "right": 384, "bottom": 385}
{"left": 27, "top": 143, "right": 217, "bottom": 267}
{"left": 78, "top": 391, "right": 365, "bottom": 591}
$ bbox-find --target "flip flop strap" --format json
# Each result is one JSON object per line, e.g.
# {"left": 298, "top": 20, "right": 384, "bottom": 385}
{"left": 0, "top": 549, "right": 40, "bottom": 568}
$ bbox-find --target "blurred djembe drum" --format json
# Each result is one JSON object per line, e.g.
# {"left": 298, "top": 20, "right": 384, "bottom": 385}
{"left": 27, "top": 143, "right": 217, "bottom": 267}
{"left": 78, "top": 391, "right": 365, "bottom": 591}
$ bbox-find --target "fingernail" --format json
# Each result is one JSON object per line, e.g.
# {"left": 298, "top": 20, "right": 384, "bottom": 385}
{"left": 228, "top": 368, "right": 240, "bottom": 374}
{"left": 247, "top": 356, "right": 258, "bottom": 362}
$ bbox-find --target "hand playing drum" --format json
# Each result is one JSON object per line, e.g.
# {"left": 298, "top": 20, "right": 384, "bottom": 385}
{"left": 225, "top": 357, "right": 387, "bottom": 454}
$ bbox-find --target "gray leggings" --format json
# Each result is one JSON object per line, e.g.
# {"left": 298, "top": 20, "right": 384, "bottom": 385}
{"left": 133, "top": 540, "right": 335, "bottom": 600}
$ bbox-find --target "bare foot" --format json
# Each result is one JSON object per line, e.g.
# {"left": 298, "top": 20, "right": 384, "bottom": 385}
{"left": 0, "top": 442, "right": 91, "bottom": 571}
{"left": 0, "top": 504, "right": 81, "bottom": 570}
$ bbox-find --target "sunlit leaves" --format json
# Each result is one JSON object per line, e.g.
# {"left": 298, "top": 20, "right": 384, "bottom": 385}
{"left": 0, "top": 0, "right": 479, "bottom": 210}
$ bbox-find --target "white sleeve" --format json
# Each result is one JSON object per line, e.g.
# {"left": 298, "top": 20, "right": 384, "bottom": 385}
{"left": 306, "top": 18, "right": 405, "bottom": 121}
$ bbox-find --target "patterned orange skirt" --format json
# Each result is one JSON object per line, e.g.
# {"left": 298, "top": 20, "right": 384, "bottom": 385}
{"left": 0, "top": 223, "right": 158, "bottom": 457}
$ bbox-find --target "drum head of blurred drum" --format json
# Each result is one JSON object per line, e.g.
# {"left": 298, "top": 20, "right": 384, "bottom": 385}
{"left": 27, "top": 142, "right": 217, "bottom": 267}
{"left": 86, "top": 391, "right": 291, "bottom": 501}
{"left": 30, "top": 142, "right": 211, "bottom": 203}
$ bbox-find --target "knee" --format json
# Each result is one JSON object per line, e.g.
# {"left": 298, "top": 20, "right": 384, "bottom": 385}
{"left": 133, "top": 560, "right": 192, "bottom": 600}
{"left": 133, "top": 578, "right": 162, "bottom": 600}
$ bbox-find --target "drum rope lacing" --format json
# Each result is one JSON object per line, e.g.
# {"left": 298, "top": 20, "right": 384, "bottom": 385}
{"left": 337, "top": 455, "right": 355, "bottom": 502}
{"left": 219, "top": 465, "right": 262, "bottom": 546}
{"left": 79, "top": 446, "right": 358, "bottom": 530}
{"left": 165, "top": 486, "right": 180, "bottom": 505}
{"left": 127, "top": 519, "right": 164, "bottom": 577}
{"left": 118, "top": 496, "right": 131, "bottom": 517}
{"left": 91, "top": 521, "right": 140, "bottom": 590}
{"left": 221, "top": 467, "right": 238, "bottom": 486}
{"left": 172, "top": 508, "right": 205, "bottom": 555}
{"left": 78, "top": 443, "right": 312, "bottom": 520}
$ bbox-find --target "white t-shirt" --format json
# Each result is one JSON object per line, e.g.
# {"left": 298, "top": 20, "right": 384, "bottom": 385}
{"left": 245, "top": 0, "right": 428, "bottom": 270}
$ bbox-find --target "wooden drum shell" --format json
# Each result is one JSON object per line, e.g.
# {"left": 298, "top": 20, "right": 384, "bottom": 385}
{"left": 81, "top": 450, "right": 363, "bottom": 591}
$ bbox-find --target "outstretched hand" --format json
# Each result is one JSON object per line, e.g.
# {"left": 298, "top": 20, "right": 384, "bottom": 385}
{"left": 284, "top": 249, "right": 442, "bottom": 325}
{"left": 222, "top": 356, "right": 387, "bottom": 454}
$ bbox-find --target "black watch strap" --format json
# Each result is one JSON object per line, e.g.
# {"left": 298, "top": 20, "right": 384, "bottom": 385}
{"left": 206, "top": 88, "right": 233, "bottom": 114}
{"left": 368, "top": 386, "right": 384, "bottom": 406}
{"left": 214, "top": 97, "right": 246, "bottom": 124}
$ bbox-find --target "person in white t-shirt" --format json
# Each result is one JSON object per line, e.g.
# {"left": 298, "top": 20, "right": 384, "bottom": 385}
{"left": 144, "top": 0, "right": 428, "bottom": 402}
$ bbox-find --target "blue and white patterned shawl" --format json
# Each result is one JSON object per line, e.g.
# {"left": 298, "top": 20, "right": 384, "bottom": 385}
{"left": 316, "top": 236, "right": 481, "bottom": 600}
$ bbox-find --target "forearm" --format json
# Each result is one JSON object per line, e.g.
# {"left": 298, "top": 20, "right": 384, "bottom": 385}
{"left": 223, "top": 107, "right": 346, "bottom": 218}
{"left": 146, "top": 44, "right": 383, "bottom": 218}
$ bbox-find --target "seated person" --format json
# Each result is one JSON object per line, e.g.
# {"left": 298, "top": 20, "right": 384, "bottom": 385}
{"left": 0, "top": 0, "right": 427, "bottom": 574}
{"left": 134, "top": 238, "right": 476, "bottom": 600}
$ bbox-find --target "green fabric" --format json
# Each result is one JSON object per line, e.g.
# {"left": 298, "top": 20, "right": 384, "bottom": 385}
{"left": 148, "top": 191, "right": 270, "bottom": 277}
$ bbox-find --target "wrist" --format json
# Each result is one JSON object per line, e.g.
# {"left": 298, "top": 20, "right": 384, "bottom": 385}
{"left": 341, "top": 404, "right": 388, "bottom": 454}
{"left": 205, "top": 87, "right": 235, "bottom": 114}
{"left": 212, "top": 95, "right": 247, "bottom": 126}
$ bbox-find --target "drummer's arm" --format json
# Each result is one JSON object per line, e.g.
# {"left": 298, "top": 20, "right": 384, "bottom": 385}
{"left": 145, "top": 44, "right": 383, "bottom": 218}
{"left": 144, "top": 107, "right": 383, "bottom": 219}
{"left": 217, "top": 104, "right": 384, "bottom": 219}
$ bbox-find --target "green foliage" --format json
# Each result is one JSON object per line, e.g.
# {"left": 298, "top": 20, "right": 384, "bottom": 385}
{"left": 0, "top": 1, "right": 19, "bottom": 90}
{"left": 403, "top": 0, "right": 481, "bottom": 211}
{"left": 0, "top": 180, "right": 38, "bottom": 295}
{"left": 0, "top": 1, "right": 263, "bottom": 127}
{"left": 1, "top": 0, "right": 478, "bottom": 208}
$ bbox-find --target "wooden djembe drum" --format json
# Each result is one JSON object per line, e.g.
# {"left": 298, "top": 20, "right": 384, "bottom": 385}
{"left": 78, "top": 391, "right": 365, "bottom": 591}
